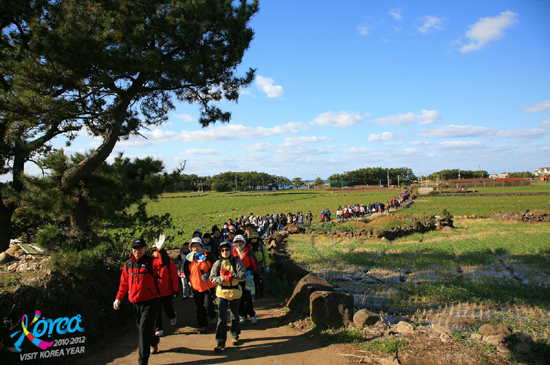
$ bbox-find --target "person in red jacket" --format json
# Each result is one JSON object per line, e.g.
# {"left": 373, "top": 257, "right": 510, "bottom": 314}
{"left": 232, "top": 235, "right": 258, "bottom": 324}
{"left": 183, "top": 237, "right": 217, "bottom": 334}
{"left": 114, "top": 237, "right": 162, "bottom": 365}
{"left": 152, "top": 239, "right": 180, "bottom": 337}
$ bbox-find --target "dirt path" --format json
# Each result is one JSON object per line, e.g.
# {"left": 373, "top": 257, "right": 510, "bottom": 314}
{"left": 75, "top": 291, "right": 354, "bottom": 365}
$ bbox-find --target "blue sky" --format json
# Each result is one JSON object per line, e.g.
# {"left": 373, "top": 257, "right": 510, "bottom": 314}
{"left": 64, "top": 0, "right": 550, "bottom": 180}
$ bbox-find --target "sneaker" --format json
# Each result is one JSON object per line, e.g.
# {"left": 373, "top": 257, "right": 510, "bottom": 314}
{"left": 155, "top": 330, "right": 164, "bottom": 337}
{"left": 198, "top": 327, "right": 207, "bottom": 334}
{"left": 151, "top": 343, "right": 159, "bottom": 354}
{"left": 239, "top": 316, "right": 246, "bottom": 324}
{"left": 214, "top": 345, "right": 225, "bottom": 353}
{"left": 170, "top": 312, "right": 177, "bottom": 326}
{"left": 210, "top": 318, "right": 217, "bottom": 326}
{"left": 251, "top": 316, "right": 257, "bottom": 324}
{"left": 231, "top": 338, "right": 240, "bottom": 346}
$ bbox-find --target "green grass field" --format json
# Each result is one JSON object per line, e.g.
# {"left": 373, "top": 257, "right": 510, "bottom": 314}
{"left": 144, "top": 185, "right": 550, "bottom": 338}
{"left": 145, "top": 185, "right": 550, "bottom": 244}
{"left": 287, "top": 219, "right": 550, "bottom": 340}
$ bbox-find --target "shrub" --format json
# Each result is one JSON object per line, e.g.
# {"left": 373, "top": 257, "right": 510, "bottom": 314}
{"left": 35, "top": 225, "right": 62, "bottom": 249}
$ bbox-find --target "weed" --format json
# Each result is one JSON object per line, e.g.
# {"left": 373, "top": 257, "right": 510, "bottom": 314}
{"left": 360, "top": 338, "right": 408, "bottom": 353}
{"left": 267, "top": 267, "right": 292, "bottom": 298}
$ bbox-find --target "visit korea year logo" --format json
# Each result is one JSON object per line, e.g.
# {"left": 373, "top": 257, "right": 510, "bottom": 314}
{"left": 10, "top": 310, "right": 86, "bottom": 361}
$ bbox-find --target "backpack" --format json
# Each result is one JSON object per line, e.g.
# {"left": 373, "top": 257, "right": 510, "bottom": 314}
{"left": 126, "top": 256, "right": 160, "bottom": 294}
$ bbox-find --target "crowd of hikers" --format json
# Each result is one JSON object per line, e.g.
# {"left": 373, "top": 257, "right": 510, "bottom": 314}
{"left": 113, "top": 189, "right": 411, "bottom": 364}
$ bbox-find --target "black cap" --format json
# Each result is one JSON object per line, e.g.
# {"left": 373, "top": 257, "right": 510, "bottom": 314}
{"left": 132, "top": 238, "right": 146, "bottom": 249}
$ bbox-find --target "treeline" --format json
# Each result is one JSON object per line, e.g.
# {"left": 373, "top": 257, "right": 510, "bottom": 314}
{"left": 426, "top": 169, "right": 489, "bottom": 180}
{"left": 328, "top": 167, "right": 416, "bottom": 186}
{"left": 164, "top": 171, "right": 291, "bottom": 193}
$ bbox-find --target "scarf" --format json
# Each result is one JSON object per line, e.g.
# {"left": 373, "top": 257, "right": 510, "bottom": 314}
{"left": 186, "top": 249, "right": 206, "bottom": 262}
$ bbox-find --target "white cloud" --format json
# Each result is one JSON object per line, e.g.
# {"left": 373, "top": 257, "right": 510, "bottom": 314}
{"left": 523, "top": 100, "right": 550, "bottom": 114}
{"left": 255, "top": 76, "right": 284, "bottom": 98}
{"left": 541, "top": 120, "right": 550, "bottom": 129}
{"left": 180, "top": 149, "right": 225, "bottom": 155}
{"left": 389, "top": 8, "right": 403, "bottom": 21}
{"left": 146, "top": 122, "right": 311, "bottom": 143}
{"left": 284, "top": 136, "right": 332, "bottom": 144}
{"left": 312, "top": 111, "right": 363, "bottom": 128}
{"left": 494, "top": 129, "right": 547, "bottom": 139}
{"left": 419, "top": 125, "right": 496, "bottom": 139}
{"left": 357, "top": 23, "right": 375, "bottom": 35}
{"left": 459, "top": 11, "right": 519, "bottom": 53}
{"left": 409, "top": 141, "right": 431, "bottom": 147}
{"left": 174, "top": 114, "right": 196, "bottom": 123}
{"left": 431, "top": 141, "right": 485, "bottom": 150}
{"left": 368, "top": 132, "right": 395, "bottom": 141}
{"left": 370, "top": 110, "right": 442, "bottom": 126}
{"left": 417, "top": 16, "right": 444, "bottom": 34}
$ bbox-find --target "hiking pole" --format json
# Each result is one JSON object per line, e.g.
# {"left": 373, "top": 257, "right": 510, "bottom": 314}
{"left": 200, "top": 269, "right": 218, "bottom": 309}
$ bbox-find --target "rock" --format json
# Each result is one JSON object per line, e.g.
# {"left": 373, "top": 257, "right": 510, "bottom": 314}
{"left": 287, "top": 224, "right": 303, "bottom": 234}
{"left": 393, "top": 321, "right": 414, "bottom": 335}
{"left": 6, "top": 262, "right": 18, "bottom": 271}
{"left": 440, "top": 333, "right": 451, "bottom": 343}
{"left": 6, "top": 245, "right": 19, "bottom": 256}
{"left": 268, "top": 240, "right": 278, "bottom": 253}
{"left": 442, "top": 226, "right": 454, "bottom": 233}
{"left": 483, "top": 334, "right": 506, "bottom": 346}
{"left": 470, "top": 334, "right": 483, "bottom": 341}
{"left": 281, "top": 260, "right": 310, "bottom": 288}
{"left": 287, "top": 274, "right": 333, "bottom": 315}
{"left": 479, "top": 324, "right": 512, "bottom": 336}
{"left": 310, "top": 291, "right": 354, "bottom": 328}
{"left": 15, "top": 248, "right": 26, "bottom": 257}
{"left": 353, "top": 309, "right": 380, "bottom": 328}
{"left": 497, "top": 343, "right": 511, "bottom": 354}
{"left": 16, "top": 262, "right": 29, "bottom": 273}
{"left": 0, "top": 252, "right": 15, "bottom": 265}
{"left": 431, "top": 324, "right": 451, "bottom": 334}
{"left": 514, "top": 342, "right": 530, "bottom": 354}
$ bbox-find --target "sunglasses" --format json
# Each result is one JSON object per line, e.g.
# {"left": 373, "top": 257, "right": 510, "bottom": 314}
{"left": 220, "top": 248, "right": 231, "bottom": 252}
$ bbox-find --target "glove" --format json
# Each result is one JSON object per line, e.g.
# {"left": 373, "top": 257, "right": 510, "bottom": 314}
{"left": 201, "top": 273, "right": 209, "bottom": 282}
{"left": 220, "top": 268, "right": 230, "bottom": 276}
{"left": 173, "top": 291, "right": 179, "bottom": 298}
{"left": 113, "top": 299, "right": 121, "bottom": 310}
{"left": 224, "top": 274, "right": 233, "bottom": 282}
{"left": 155, "top": 234, "right": 166, "bottom": 251}
{"left": 265, "top": 267, "right": 269, "bottom": 273}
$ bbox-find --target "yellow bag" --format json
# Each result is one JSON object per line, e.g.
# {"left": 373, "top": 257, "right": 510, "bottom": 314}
{"left": 216, "top": 284, "right": 242, "bottom": 301}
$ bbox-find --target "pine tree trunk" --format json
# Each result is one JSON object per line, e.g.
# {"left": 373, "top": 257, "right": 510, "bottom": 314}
{"left": 0, "top": 201, "right": 15, "bottom": 253}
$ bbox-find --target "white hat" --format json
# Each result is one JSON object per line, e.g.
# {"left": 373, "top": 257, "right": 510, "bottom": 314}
{"left": 190, "top": 237, "right": 203, "bottom": 247}
{"left": 233, "top": 235, "right": 246, "bottom": 243}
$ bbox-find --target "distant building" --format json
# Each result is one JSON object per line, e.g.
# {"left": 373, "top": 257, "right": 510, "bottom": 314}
{"left": 534, "top": 167, "right": 550, "bottom": 176}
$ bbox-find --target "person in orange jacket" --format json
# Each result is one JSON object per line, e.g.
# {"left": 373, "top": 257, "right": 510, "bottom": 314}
{"left": 152, "top": 240, "right": 180, "bottom": 337}
{"left": 114, "top": 237, "right": 162, "bottom": 365}
{"left": 183, "top": 237, "right": 217, "bottom": 334}
{"left": 232, "top": 235, "right": 258, "bottom": 324}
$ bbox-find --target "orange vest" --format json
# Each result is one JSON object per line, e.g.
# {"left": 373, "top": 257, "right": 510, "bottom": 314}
{"left": 188, "top": 258, "right": 215, "bottom": 292}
